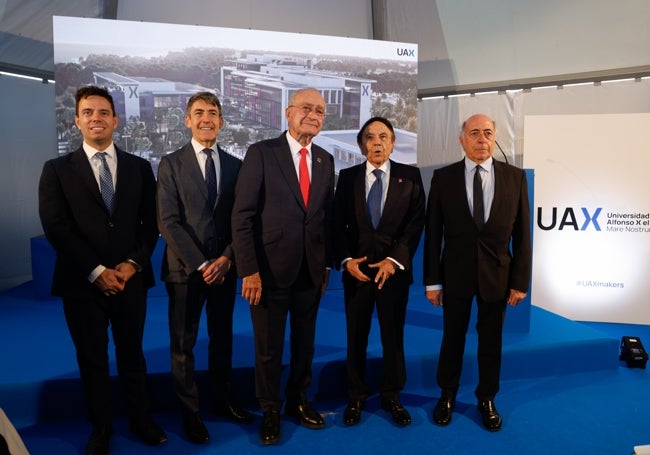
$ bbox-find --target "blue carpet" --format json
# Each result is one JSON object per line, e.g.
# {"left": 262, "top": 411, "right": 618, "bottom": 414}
{"left": 1, "top": 278, "right": 649, "bottom": 454}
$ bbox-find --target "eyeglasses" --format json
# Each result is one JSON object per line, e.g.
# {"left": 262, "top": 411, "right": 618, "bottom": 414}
{"left": 465, "top": 129, "right": 494, "bottom": 140}
{"left": 290, "top": 104, "right": 326, "bottom": 118}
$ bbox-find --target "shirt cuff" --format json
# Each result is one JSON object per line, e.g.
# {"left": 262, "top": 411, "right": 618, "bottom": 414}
{"left": 126, "top": 259, "right": 142, "bottom": 272}
{"left": 88, "top": 265, "right": 106, "bottom": 283}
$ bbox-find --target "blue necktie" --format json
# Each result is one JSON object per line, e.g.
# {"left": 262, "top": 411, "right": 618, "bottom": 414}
{"left": 367, "top": 169, "right": 384, "bottom": 228}
{"left": 204, "top": 148, "right": 217, "bottom": 207}
{"left": 473, "top": 165, "right": 485, "bottom": 229}
{"left": 96, "top": 152, "right": 114, "bottom": 212}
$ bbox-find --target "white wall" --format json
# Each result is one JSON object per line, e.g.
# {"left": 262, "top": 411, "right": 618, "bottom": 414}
{"left": 0, "top": 77, "right": 56, "bottom": 289}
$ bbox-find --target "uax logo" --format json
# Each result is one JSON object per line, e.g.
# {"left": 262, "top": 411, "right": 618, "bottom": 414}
{"left": 397, "top": 47, "right": 416, "bottom": 57}
{"left": 536, "top": 207, "right": 602, "bottom": 231}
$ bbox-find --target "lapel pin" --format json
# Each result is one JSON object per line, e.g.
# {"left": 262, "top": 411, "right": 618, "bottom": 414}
{"left": 316, "top": 157, "right": 322, "bottom": 164}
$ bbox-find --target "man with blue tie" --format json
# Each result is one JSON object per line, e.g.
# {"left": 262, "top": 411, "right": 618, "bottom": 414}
{"left": 38, "top": 86, "right": 166, "bottom": 455}
{"left": 156, "top": 92, "right": 251, "bottom": 445}
{"left": 334, "top": 117, "right": 425, "bottom": 427}
{"left": 424, "top": 114, "right": 531, "bottom": 432}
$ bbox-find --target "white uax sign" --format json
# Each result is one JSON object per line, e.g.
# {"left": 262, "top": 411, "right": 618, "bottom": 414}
{"left": 524, "top": 114, "right": 650, "bottom": 324}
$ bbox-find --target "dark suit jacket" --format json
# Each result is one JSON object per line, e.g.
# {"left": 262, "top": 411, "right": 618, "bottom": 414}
{"left": 334, "top": 160, "right": 425, "bottom": 283}
{"left": 38, "top": 146, "right": 158, "bottom": 298}
{"left": 423, "top": 159, "right": 531, "bottom": 301}
{"left": 232, "top": 133, "right": 335, "bottom": 288}
{"left": 156, "top": 143, "right": 241, "bottom": 283}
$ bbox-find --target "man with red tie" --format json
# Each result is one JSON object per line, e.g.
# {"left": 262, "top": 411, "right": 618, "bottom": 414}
{"left": 232, "top": 88, "right": 335, "bottom": 445}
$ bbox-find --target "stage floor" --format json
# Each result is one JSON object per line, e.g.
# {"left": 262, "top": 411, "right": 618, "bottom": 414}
{"left": 4, "top": 276, "right": 650, "bottom": 454}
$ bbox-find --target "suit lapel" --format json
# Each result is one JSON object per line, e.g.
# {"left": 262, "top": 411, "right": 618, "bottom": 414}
{"left": 382, "top": 160, "right": 403, "bottom": 222}
{"left": 352, "top": 164, "right": 369, "bottom": 224}
{"left": 488, "top": 160, "right": 507, "bottom": 226}
{"left": 70, "top": 148, "right": 105, "bottom": 209}
{"left": 180, "top": 144, "right": 211, "bottom": 205}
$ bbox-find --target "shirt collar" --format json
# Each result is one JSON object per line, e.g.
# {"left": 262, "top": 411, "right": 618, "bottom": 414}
{"left": 286, "top": 131, "right": 311, "bottom": 156}
{"left": 366, "top": 159, "right": 390, "bottom": 176}
{"left": 191, "top": 138, "right": 217, "bottom": 155}
{"left": 83, "top": 141, "right": 116, "bottom": 160}
{"left": 465, "top": 156, "right": 493, "bottom": 173}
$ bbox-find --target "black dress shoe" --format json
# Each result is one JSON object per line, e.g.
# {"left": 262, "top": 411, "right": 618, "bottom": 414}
{"left": 213, "top": 400, "right": 253, "bottom": 424}
{"left": 433, "top": 395, "right": 455, "bottom": 426}
{"left": 285, "top": 400, "right": 325, "bottom": 429}
{"left": 182, "top": 412, "right": 210, "bottom": 444}
{"left": 381, "top": 399, "right": 412, "bottom": 426}
{"left": 129, "top": 416, "right": 168, "bottom": 445}
{"left": 86, "top": 425, "right": 112, "bottom": 455}
{"left": 478, "top": 399, "right": 502, "bottom": 431}
{"left": 260, "top": 410, "right": 281, "bottom": 445}
{"left": 343, "top": 400, "right": 365, "bottom": 426}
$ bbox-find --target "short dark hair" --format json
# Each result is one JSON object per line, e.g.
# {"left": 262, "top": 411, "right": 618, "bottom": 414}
{"left": 186, "top": 91, "right": 222, "bottom": 114}
{"left": 357, "top": 116, "right": 395, "bottom": 146}
{"left": 75, "top": 85, "right": 115, "bottom": 116}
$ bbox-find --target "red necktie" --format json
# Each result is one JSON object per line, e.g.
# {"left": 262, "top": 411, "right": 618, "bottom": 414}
{"left": 299, "top": 148, "right": 310, "bottom": 208}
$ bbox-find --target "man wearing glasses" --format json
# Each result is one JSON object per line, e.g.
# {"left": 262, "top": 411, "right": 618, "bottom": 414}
{"left": 232, "top": 88, "right": 335, "bottom": 445}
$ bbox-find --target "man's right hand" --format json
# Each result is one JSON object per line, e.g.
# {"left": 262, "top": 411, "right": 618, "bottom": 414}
{"left": 344, "top": 256, "right": 371, "bottom": 282}
{"left": 425, "top": 289, "right": 443, "bottom": 307}
{"left": 242, "top": 272, "right": 263, "bottom": 305}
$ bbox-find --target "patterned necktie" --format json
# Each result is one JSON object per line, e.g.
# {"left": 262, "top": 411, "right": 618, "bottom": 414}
{"left": 96, "top": 152, "right": 114, "bottom": 212}
{"left": 367, "top": 168, "right": 384, "bottom": 228}
{"left": 299, "top": 148, "right": 310, "bottom": 208}
{"left": 204, "top": 148, "right": 217, "bottom": 207}
{"left": 473, "top": 165, "right": 485, "bottom": 229}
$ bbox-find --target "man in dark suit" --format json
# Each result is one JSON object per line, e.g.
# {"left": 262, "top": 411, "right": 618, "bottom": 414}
{"left": 231, "top": 88, "right": 335, "bottom": 445}
{"left": 38, "top": 86, "right": 166, "bottom": 455}
{"left": 424, "top": 114, "right": 531, "bottom": 432}
{"left": 334, "top": 117, "right": 425, "bottom": 427}
{"left": 156, "top": 92, "right": 251, "bottom": 444}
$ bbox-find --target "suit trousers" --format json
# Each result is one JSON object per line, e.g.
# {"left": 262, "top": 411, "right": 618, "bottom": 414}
{"left": 249, "top": 260, "right": 321, "bottom": 412}
{"left": 167, "top": 272, "right": 237, "bottom": 415}
{"left": 437, "top": 293, "right": 507, "bottom": 400}
{"left": 62, "top": 277, "right": 149, "bottom": 426}
{"left": 343, "top": 272, "right": 409, "bottom": 402}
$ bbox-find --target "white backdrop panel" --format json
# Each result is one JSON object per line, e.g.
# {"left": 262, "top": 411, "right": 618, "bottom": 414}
{"left": 523, "top": 114, "right": 650, "bottom": 324}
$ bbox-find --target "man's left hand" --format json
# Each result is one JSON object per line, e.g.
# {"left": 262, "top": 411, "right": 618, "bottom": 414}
{"left": 507, "top": 289, "right": 527, "bottom": 306}
{"left": 202, "top": 256, "right": 231, "bottom": 285}
{"left": 368, "top": 258, "right": 396, "bottom": 290}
